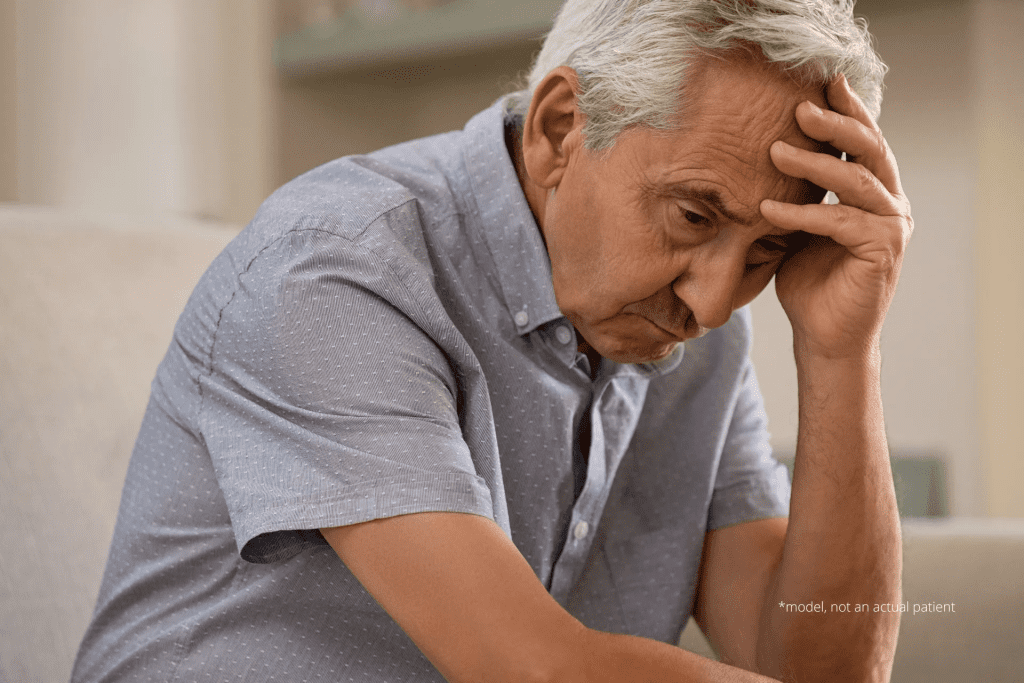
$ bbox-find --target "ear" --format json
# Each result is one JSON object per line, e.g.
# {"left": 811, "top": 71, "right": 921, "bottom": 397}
{"left": 522, "top": 66, "right": 585, "bottom": 189}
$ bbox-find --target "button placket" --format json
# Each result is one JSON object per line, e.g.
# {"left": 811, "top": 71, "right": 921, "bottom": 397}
{"left": 548, "top": 381, "right": 608, "bottom": 602}
{"left": 547, "top": 371, "right": 652, "bottom": 605}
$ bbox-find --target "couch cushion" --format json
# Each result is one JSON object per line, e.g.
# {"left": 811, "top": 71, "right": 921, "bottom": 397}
{"left": 0, "top": 204, "right": 239, "bottom": 683}
{"left": 894, "top": 518, "right": 1024, "bottom": 682}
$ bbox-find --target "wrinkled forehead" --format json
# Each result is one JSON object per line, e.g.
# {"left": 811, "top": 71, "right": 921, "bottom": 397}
{"left": 674, "top": 53, "right": 838, "bottom": 170}
{"left": 622, "top": 54, "right": 834, "bottom": 210}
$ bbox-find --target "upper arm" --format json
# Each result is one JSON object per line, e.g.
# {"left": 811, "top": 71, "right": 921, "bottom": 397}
{"left": 198, "top": 229, "right": 500, "bottom": 562}
{"left": 693, "top": 517, "right": 787, "bottom": 672}
{"left": 321, "top": 512, "right": 588, "bottom": 683}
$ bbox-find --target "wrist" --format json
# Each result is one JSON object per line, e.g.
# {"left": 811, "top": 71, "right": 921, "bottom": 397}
{"left": 792, "top": 335, "right": 884, "bottom": 440}
{"left": 792, "top": 331, "right": 882, "bottom": 373}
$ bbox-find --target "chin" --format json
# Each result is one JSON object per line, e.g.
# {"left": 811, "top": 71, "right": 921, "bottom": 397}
{"left": 598, "top": 338, "right": 678, "bottom": 365}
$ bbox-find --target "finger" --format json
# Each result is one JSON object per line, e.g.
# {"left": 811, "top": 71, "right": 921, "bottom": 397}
{"left": 760, "top": 199, "right": 909, "bottom": 259}
{"left": 826, "top": 73, "right": 876, "bottom": 132}
{"left": 770, "top": 140, "right": 900, "bottom": 216}
{"left": 828, "top": 75, "right": 905, "bottom": 195}
{"left": 795, "top": 100, "right": 875, "bottom": 158}
{"left": 793, "top": 99, "right": 902, "bottom": 196}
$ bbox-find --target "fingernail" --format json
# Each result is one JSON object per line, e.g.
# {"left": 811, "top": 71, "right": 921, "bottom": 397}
{"left": 806, "top": 100, "right": 823, "bottom": 115}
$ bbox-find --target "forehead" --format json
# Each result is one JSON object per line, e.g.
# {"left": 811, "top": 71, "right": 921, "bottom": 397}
{"left": 683, "top": 53, "right": 827, "bottom": 148}
{"left": 618, "top": 55, "right": 830, "bottom": 211}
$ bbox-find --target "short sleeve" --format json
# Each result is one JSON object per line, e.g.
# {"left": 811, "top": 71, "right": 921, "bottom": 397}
{"left": 706, "top": 357, "right": 791, "bottom": 530}
{"left": 198, "top": 226, "right": 494, "bottom": 563}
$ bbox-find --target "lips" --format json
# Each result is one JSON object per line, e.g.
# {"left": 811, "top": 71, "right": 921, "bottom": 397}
{"left": 625, "top": 299, "right": 700, "bottom": 341}
{"left": 649, "top": 316, "right": 704, "bottom": 342}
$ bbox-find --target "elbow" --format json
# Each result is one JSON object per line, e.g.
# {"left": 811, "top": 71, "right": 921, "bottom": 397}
{"left": 514, "top": 625, "right": 592, "bottom": 683}
{"left": 444, "top": 623, "right": 592, "bottom": 683}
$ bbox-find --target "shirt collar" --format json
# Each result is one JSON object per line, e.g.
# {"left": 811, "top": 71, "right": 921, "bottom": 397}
{"left": 460, "top": 95, "right": 563, "bottom": 336}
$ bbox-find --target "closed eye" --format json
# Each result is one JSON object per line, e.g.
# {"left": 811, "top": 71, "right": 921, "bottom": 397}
{"left": 679, "top": 207, "right": 711, "bottom": 227}
{"left": 757, "top": 236, "right": 790, "bottom": 253}
{"left": 746, "top": 236, "right": 791, "bottom": 269}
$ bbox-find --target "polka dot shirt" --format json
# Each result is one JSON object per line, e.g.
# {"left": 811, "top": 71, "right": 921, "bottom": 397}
{"left": 71, "top": 95, "right": 790, "bottom": 682}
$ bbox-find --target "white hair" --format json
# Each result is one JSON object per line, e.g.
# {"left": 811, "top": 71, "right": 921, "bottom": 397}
{"left": 516, "top": 0, "right": 887, "bottom": 150}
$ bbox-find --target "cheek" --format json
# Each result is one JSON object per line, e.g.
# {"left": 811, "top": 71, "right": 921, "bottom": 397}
{"left": 547, "top": 173, "right": 682, "bottom": 316}
{"left": 549, "top": 218, "right": 646, "bottom": 303}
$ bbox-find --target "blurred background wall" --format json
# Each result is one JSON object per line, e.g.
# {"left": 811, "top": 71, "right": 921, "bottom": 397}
{"left": 0, "top": 0, "right": 275, "bottom": 222}
{"left": 0, "top": 0, "right": 1020, "bottom": 517}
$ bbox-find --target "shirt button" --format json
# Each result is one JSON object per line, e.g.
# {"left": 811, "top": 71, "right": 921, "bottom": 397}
{"left": 555, "top": 325, "right": 573, "bottom": 345}
{"left": 573, "top": 521, "right": 589, "bottom": 540}
{"left": 514, "top": 310, "right": 529, "bottom": 327}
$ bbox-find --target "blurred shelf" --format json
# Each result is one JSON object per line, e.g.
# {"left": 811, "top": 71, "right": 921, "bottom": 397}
{"left": 274, "top": 0, "right": 563, "bottom": 76}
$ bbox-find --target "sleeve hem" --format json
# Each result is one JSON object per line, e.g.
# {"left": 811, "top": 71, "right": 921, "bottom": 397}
{"left": 707, "top": 467, "right": 791, "bottom": 531}
{"left": 236, "top": 471, "right": 494, "bottom": 563}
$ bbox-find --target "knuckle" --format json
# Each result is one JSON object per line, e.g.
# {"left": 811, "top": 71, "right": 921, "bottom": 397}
{"left": 852, "top": 163, "right": 876, "bottom": 193}
{"left": 898, "top": 198, "right": 915, "bottom": 238}
{"left": 832, "top": 203, "right": 856, "bottom": 231}
{"left": 872, "top": 130, "right": 889, "bottom": 160}
{"left": 880, "top": 235, "right": 903, "bottom": 272}
{"left": 888, "top": 217, "right": 910, "bottom": 255}
{"left": 881, "top": 252, "right": 898, "bottom": 275}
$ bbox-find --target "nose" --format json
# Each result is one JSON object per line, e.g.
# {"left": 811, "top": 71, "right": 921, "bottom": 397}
{"left": 672, "top": 254, "right": 745, "bottom": 331}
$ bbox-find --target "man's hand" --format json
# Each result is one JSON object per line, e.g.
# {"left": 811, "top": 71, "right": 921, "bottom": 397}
{"left": 761, "top": 73, "right": 913, "bottom": 360}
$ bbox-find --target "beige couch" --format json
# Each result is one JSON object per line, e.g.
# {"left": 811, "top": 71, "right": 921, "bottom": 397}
{"left": 2, "top": 204, "right": 1022, "bottom": 682}
{"left": 0, "top": 205, "right": 240, "bottom": 683}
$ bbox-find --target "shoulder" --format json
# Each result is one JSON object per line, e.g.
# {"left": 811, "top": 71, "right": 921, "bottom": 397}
{"left": 209, "top": 128, "right": 481, "bottom": 306}
{"left": 171, "top": 135, "right": 472, "bottom": 372}
{"left": 254, "top": 131, "right": 466, "bottom": 248}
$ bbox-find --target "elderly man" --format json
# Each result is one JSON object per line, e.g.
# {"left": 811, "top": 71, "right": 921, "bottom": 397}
{"left": 73, "top": 0, "right": 912, "bottom": 681}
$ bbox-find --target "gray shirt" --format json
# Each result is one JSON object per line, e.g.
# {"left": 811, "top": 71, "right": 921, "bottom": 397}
{"left": 72, "top": 95, "right": 790, "bottom": 682}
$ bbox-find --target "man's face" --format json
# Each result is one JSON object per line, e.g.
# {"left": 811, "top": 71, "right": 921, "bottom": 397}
{"left": 539, "top": 58, "right": 832, "bottom": 364}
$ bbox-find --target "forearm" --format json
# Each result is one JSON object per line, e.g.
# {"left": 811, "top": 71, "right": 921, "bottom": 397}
{"left": 327, "top": 512, "right": 782, "bottom": 683}
{"left": 759, "top": 343, "right": 901, "bottom": 680}
{"left": 572, "top": 630, "right": 780, "bottom": 683}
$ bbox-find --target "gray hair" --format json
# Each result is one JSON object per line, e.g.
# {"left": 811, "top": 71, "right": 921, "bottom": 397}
{"left": 516, "top": 0, "right": 887, "bottom": 150}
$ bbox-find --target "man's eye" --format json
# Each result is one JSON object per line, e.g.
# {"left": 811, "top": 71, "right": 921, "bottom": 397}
{"left": 678, "top": 206, "right": 710, "bottom": 226}
{"left": 746, "top": 238, "right": 790, "bottom": 269}
{"left": 757, "top": 237, "right": 790, "bottom": 253}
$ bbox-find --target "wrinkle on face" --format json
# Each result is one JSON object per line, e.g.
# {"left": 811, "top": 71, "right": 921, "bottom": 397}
{"left": 535, "top": 53, "right": 835, "bottom": 363}
{"left": 656, "top": 64, "right": 829, "bottom": 220}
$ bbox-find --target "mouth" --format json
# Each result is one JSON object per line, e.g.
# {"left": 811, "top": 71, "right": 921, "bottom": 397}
{"left": 622, "top": 298, "right": 703, "bottom": 342}
{"left": 633, "top": 312, "right": 701, "bottom": 343}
